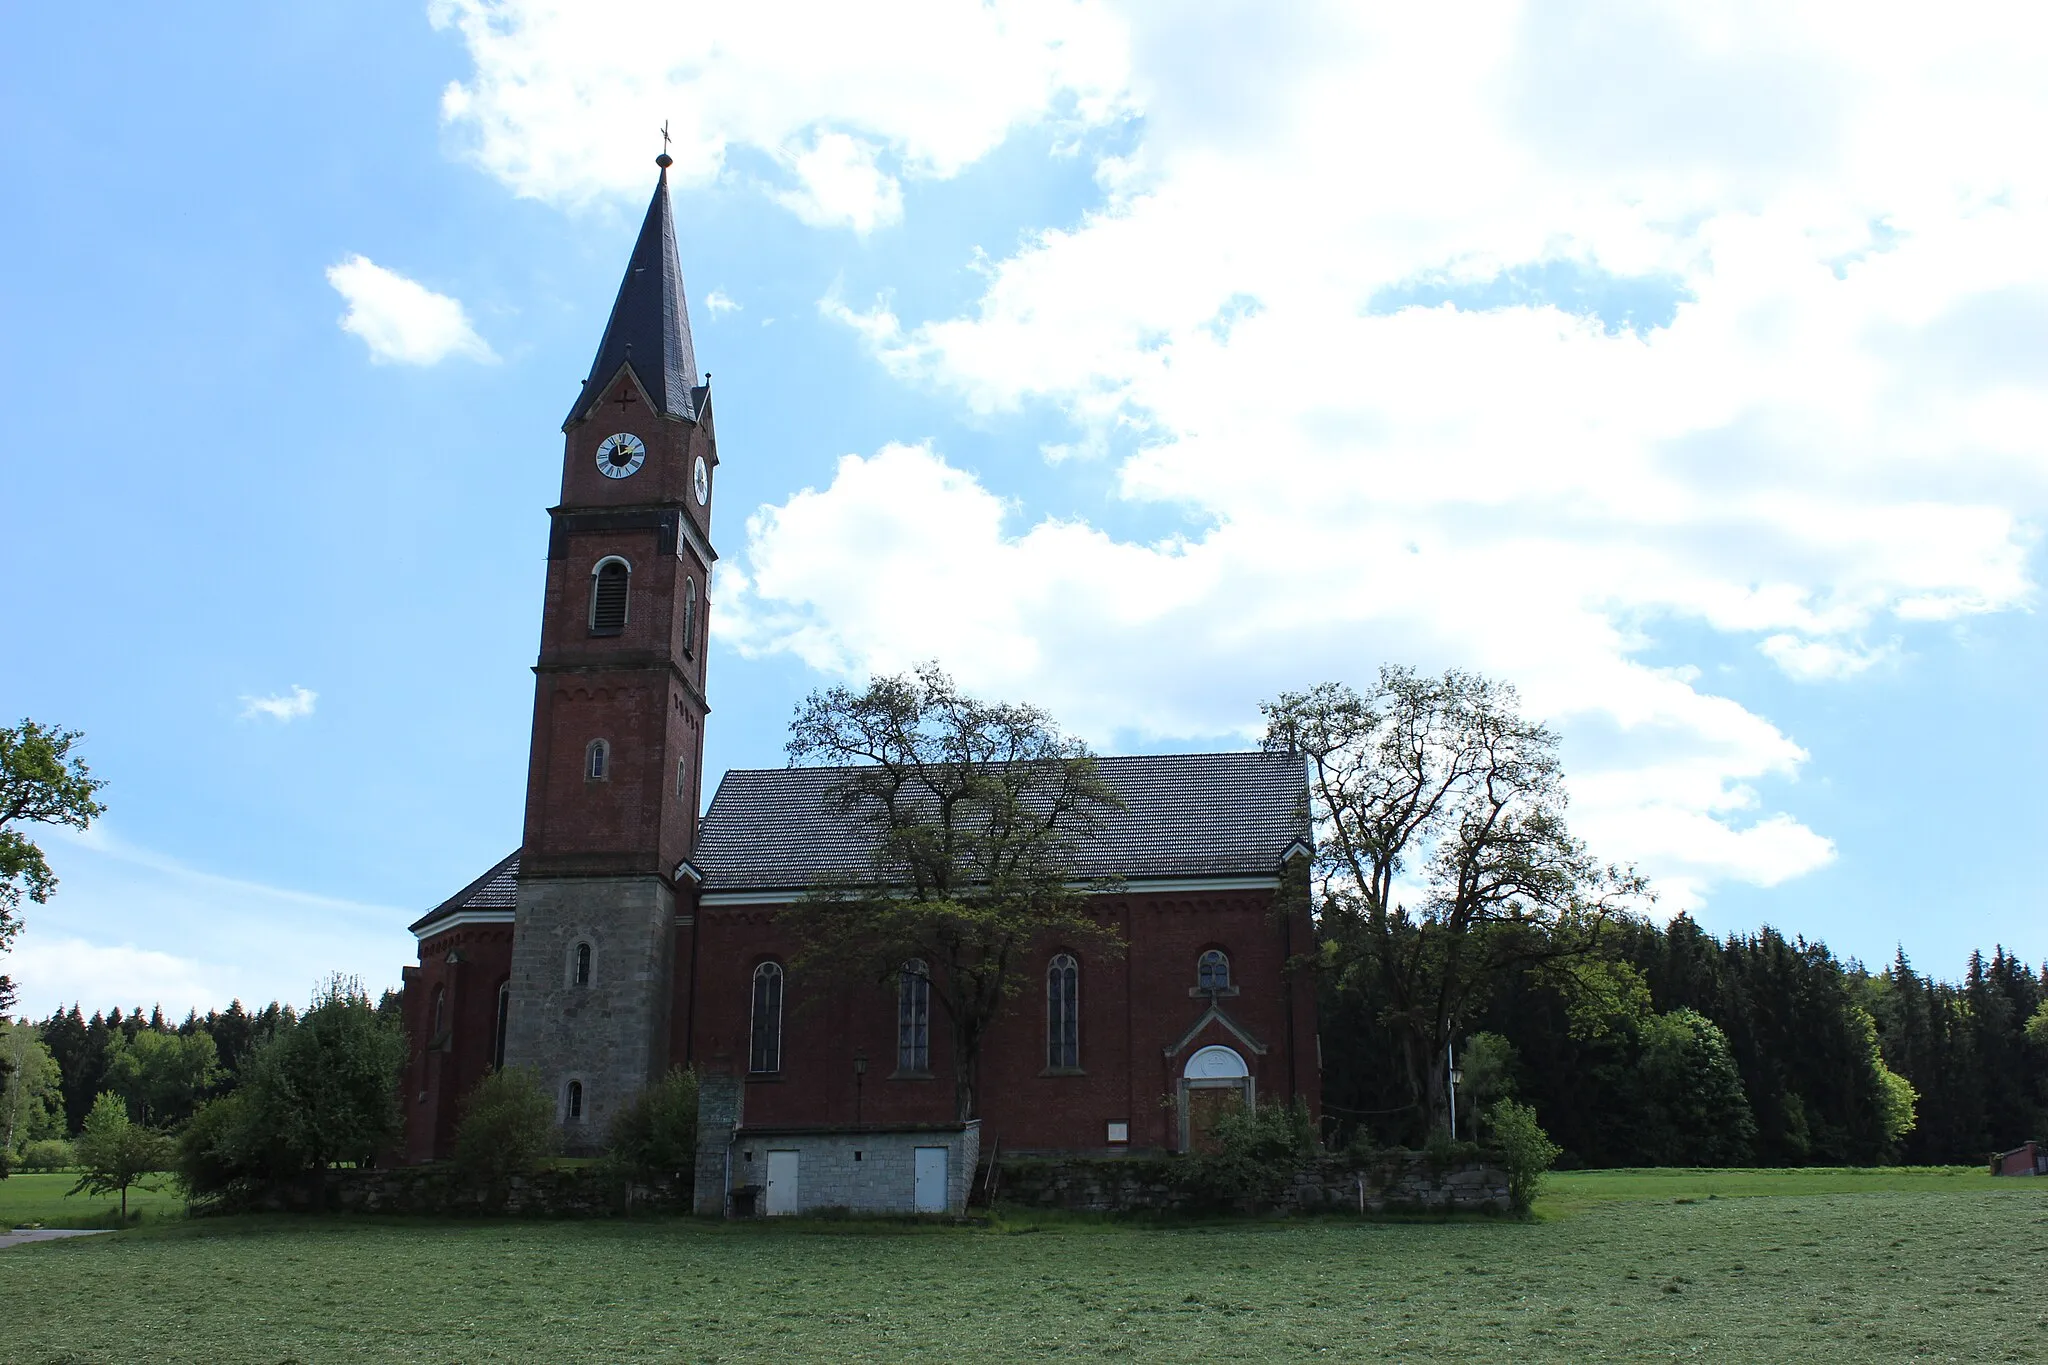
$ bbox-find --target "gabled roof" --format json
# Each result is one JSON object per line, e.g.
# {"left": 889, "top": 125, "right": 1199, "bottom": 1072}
{"left": 694, "top": 750, "right": 1310, "bottom": 895}
{"left": 565, "top": 165, "right": 700, "bottom": 429}
{"left": 409, "top": 849, "right": 519, "bottom": 935}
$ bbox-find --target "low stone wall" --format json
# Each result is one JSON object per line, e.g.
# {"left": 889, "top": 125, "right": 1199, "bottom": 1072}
{"left": 203, "top": 1165, "right": 691, "bottom": 1218}
{"left": 987, "top": 1151, "right": 1510, "bottom": 1216}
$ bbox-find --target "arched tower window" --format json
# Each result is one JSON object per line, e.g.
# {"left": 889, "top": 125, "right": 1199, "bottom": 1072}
{"left": 566, "top": 1080, "right": 584, "bottom": 1121}
{"left": 676, "top": 754, "right": 689, "bottom": 801}
{"left": 682, "top": 578, "right": 698, "bottom": 657}
{"left": 897, "top": 960, "right": 931, "bottom": 1073}
{"left": 430, "top": 984, "right": 447, "bottom": 1048}
{"left": 750, "top": 962, "right": 784, "bottom": 1074}
{"left": 492, "top": 980, "right": 510, "bottom": 1070}
{"left": 585, "top": 739, "right": 609, "bottom": 781}
{"left": 573, "top": 942, "right": 592, "bottom": 987}
{"left": 1046, "top": 954, "right": 1079, "bottom": 1070}
{"left": 1197, "top": 949, "right": 1231, "bottom": 992}
{"left": 589, "top": 557, "right": 630, "bottom": 634}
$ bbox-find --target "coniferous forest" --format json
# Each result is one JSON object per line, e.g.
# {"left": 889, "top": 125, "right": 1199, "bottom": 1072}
{"left": 1323, "top": 915, "right": 2048, "bottom": 1166}
{"left": 6, "top": 926, "right": 2044, "bottom": 1168}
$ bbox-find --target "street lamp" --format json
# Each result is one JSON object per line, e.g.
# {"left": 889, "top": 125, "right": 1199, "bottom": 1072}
{"left": 853, "top": 1051, "right": 867, "bottom": 1127}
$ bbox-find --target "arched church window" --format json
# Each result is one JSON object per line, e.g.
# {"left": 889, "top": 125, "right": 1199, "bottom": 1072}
{"left": 750, "top": 962, "right": 784, "bottom": 1074}
{"left": 676, "top": 755, "right": 689, "bottom": 801}
{"left": 590, "top": 558, "right": 630, "bottom": 634}
{"left": 682, "top": 578, "right": 698, "bottom": 657}
{"left": 573, "top": 942, "right": 592, "bottom": 987}
{"left": 493, "top": 980, "right": 510, "bottom": 1070}
{"left": 566, "top": 1080, "right": 584, "bottom": 1121}
{"left": 585, "top": 739, "right": 609, "bottom": 781}
{"left": 430, "top": 985, "right": 447, "bottom": 1047}
{"left": 1046, "top": 954, "right": 1079, "bottom": 1070}
{"left": 1198, "top": 949, "right": 1230, "bottom": 992}
{"left": 897, "top": 960, "right": 930, "bottom": 1073}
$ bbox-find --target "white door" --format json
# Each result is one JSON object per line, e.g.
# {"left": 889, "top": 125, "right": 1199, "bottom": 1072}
{"left": 913, "top": 1146, "right": 949, "bottom": 1214}
{"left": 765, "top": 1150, "right": 800, "bottom": 1216}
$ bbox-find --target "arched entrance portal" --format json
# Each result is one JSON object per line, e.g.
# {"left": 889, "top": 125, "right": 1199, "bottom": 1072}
{"left": 1178, "top": 1045, "right": 1252, "bottom": 1153}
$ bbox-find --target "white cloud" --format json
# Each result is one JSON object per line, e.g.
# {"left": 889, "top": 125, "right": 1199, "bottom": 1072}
{"left": 704, "top": 289, "right": 742, "bottom": 317}
{"left": 774, "top": 131, "right": 903, "bottom": 233}
{"left": 240, "top": 685, "right": 318, "bottom": 722}
{"left": 1758, "top": 634, "right": 1899, "bottom": 682}
{"left": 6, "top": 828, "right": 410, "bottom": 1017}
{"left": 429, "top": 0, "right": 1132, "bottom": 216}
{"left": 326, "top": 255, "right": 496, "bottom": 365}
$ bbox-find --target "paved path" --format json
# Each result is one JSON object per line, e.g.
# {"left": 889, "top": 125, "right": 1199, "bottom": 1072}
{"left": 0, "top": 1229, "right": 114, "bottom": 1251}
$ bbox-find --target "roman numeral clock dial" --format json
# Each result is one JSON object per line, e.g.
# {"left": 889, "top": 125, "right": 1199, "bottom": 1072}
{"left": 596, "top": 432, "right": 645, "bottom": 479}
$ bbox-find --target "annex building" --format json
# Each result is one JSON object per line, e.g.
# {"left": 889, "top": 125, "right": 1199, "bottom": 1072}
{"left": 399, "top": 155, "right": 1320, "bottom": 1207}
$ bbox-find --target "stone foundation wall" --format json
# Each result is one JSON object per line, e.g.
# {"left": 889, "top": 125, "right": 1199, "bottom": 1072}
{"left": 204, "top": 1166, "right": 690, "bottom": 1218}
{"left": 988, "top": 1151, "right": 1510, "bottom": 1215}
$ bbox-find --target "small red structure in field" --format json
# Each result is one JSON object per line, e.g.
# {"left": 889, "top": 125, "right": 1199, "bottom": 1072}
{"left": 1991, "top": 1140, "right": 2045, "bottom": 1176}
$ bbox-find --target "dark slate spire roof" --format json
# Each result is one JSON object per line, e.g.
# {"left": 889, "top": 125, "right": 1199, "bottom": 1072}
{"left": 694, "top": 751, "right": 1310, "bottom": 895}
{"left": 565, "top": 166, "right": 700, "bottom": 429}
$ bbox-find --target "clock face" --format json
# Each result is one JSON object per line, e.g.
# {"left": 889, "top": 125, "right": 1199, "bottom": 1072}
{"left": 596, "top": 433, "right": 646, "bottom": 479}
{"left": 693, "top": 455, "right": 710, "bottom": 506}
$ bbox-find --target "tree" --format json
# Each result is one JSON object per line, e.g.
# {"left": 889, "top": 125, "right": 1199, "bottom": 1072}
{"left": 0, "top": 721, "right": 109, "bottom": 1010}
{"left": 607, "top": 1067, "right": 699, "bottom": 1185}
{"left": 1263, "top": 669, "right": 1648, "bottom": 1139}
{"left": 69, "top": 1091, "right": 172, "bottom": 1219}
{"left": 1634, "top": 1008, "right": 1757, "bottom": 1165}
{"left": 452, "top": 1067, "right": 559, "bottom": 1179}
{"left": 781, "top": 665, "right": 1125, "bottom": 1120}
{"left": 1, "top": 1019, "right": 64, "bottom": 1154}
{"left": 235, "top": 975, "right": 406, "bottom": 1190}
{"left": 1485, "top": 1099, "right": 1560, "bottom": 1212}
{"left": 102, "top": 1027, "right": 219, "bottom": 1127}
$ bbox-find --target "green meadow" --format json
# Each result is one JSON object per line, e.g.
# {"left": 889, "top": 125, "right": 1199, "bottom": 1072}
{"left": 1, "top": 1168, "right": 2042, "bottom": 1362}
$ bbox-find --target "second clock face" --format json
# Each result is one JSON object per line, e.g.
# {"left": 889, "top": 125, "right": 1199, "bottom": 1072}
{"left": 596, "top": 433, "right": 646, "bottom": 479}
{"left": 693, "top": 455, "right": 710, "bottom": 505}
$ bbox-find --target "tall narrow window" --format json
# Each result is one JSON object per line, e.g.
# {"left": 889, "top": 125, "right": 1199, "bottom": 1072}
{"left": 493, "top": 980, "right": 510, "bottom": 1070}
{"left": 750, "top": 962, "right": 784, "bottom": 1074}
{"left": 682, "top": 578, "right": 698, "bottom": 657}
{"left": 430, "top": 985, "right": 447, "bottom": 1047}
{"left": 1046, "top": 954, "right": 1079, "bottom": 1070}
{"left": 1198, "top": 949, "right": 1230, "bottom": 992}
{"left": 897, "top": 960, "right": 931, "bottom": 1073}
{"left": 574, "top": 942, "right": 592, "bottom": 987}
{"left": 590, "top": 558, "right": 630, "bottom": 633}
{"left": 676, "top": 755, "right": 689, "bottom": 801}
{"left": 585, "top": 739, "right": 609, "bottom": 781}
{"left": 566, "top": 1080, "right": 584, "bottom": 1121}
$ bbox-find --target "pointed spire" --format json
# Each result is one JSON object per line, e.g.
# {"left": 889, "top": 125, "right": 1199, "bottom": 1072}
{"left": 566, "top": 157, "right": 700, "bottom": 429}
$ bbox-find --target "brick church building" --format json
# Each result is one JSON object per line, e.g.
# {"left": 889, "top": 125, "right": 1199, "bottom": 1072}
{"left": 399, "top": 156, "right": 1320, "bottom": 1180}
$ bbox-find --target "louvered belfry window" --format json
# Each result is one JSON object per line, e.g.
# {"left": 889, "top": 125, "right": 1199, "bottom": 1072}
{"left": 590, "top": 559, "right": 630, "bottom": 633}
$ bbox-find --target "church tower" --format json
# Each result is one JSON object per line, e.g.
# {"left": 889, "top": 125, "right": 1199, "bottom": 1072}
{"left": 502, "top": 151, "right": 719, "bottom": 1148}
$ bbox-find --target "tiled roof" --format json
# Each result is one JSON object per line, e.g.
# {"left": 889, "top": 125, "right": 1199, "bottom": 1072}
{"left": 410, "top": 752, "right": 1309, "bottom": 934}
{"left": 564, "top": 168, "right": 699, "bottom": 428}
{"left": 409, "top": 849, "right": 519, "bottom": 935}
{"left": 695, "top": 750, "right": 1309, "bottom": 894}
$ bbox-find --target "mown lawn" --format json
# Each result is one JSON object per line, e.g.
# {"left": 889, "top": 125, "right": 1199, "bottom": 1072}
{"left": 0, "top": 1170, "right": 2042, "bottom": 1362}
{"left": 0, "top": 1172, "right": 187, "bottom": 1230}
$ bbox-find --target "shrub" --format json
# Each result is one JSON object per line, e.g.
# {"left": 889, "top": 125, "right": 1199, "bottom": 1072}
{"left": 607, "top": 1067, "right": 698, "bottom": 1185}
{"left": 1485, "top": 1098, "right": 1560, "bottom": 1213}
{"left": 18, "top": 1138, "right": 76, "bottom": 1172}
{"left": 453, "top": 1067, "right": 559, "bottom": 1179}
{"left": 1195, "top": 1098, "right": 1315, "bottom": 1207}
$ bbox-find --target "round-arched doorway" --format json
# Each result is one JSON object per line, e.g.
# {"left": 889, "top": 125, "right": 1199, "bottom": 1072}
{"left": 1179, "top": 1044, "right": 1252, "bottom": 1153}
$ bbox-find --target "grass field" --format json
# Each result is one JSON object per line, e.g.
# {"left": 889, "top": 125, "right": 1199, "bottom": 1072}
{"left": 0, "top": 1170, "right": 2042, "bottom": 1362}
{"left": 0, "top": 1172, "right": 186, "bottom": 1230}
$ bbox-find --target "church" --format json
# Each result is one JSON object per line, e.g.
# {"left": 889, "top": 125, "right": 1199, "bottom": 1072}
{"left": 398, "top": 154, "right": 1320, "bottom": 1201}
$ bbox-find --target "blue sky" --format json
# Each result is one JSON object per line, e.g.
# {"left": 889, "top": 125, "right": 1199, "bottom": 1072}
{"left": 3, "top": 1, "right": 2045, "bottom": 1016}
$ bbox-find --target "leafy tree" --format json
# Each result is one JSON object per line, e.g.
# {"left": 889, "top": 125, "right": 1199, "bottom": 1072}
{"left": 452, "top": 1067, "right": 559, "bottom": 1179}
{"left": 1634, "top": 1009, "right": 1756, "bottom": 1165}
{"left": 607, "top": 1067, "right": 698, "bottom": 1185}
{"left": 18, "top": 1138, "right": 73, "bottom": 1172}
{"left": 69, "top": 1091, "right": 172, "bottom": 1219}
{"left": 235, "top": 975, "right": 406, "bottom": 1185}
{"left": 1265, "top": 669, "right": 1647, "bottom": 1138}
{"left": 781, "top": 665, "right": 1125, "bottom": 1120}
{"left": 1485, "top": 1099, "right": 1559, "bottom": 1213}
{"left": 1453, "top": 1031, "right": 1517, "bottom": 1137}
{"left": 2, "top": 1019, "right": 64, "bottom": 1152}
{"left": 0, "top": 722, "right": 108, "bottom": 1010}
{"left": 102, "top": 1027, "right": 219, "bottom": 1127}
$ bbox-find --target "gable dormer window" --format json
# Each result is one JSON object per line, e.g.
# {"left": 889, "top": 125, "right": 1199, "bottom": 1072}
{"left": 590, "top": 557, "right": 630, "bottom": 634}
